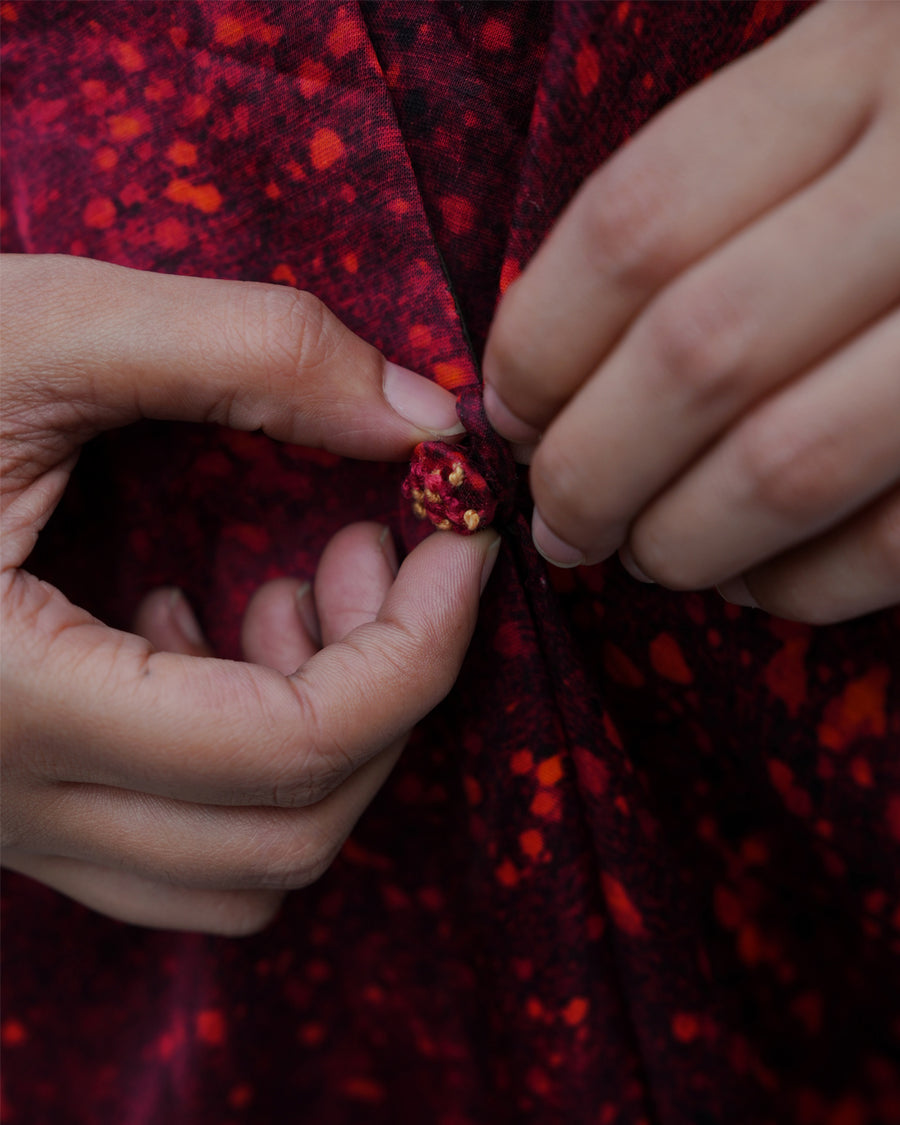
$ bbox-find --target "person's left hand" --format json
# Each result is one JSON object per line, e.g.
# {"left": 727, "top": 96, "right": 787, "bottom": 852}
{"left": 483, "top": 0, "right": 900, "bottom": 624}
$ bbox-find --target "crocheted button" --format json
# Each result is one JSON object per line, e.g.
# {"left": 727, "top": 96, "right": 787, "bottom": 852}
{"left": 402, "top": 441, "right": 497, "bottom": 534}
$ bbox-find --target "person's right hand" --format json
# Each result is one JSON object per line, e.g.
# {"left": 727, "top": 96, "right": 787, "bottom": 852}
{"left": 1, "top": 254, "right": 500, "bottom": 935}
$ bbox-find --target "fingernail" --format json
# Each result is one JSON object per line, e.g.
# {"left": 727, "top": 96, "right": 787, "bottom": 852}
{"left": 483, "top": 383, "right": 542, "bottom": 444}
{"left": 716, "top": 577, "right": 758, "bottom": 609}
{"left": 619, "top": 547, "right": 655, "bottom": 584}
{"left": 480, "top": 532, "right": 502, "bottom": 594}
{"left": 168, "top": 588, "right": 205, "bottom": 647}
{"left": 532, "top": 510, "right": 584, "bottom": 568}
{"left": 379, "top": 525, "right": 399, "bottom": 577}
{"left": 295, "top": 582, "right": 322, "bottom": 645}
{"left": 383, "top": 362, "right": 465, "bottom": 437}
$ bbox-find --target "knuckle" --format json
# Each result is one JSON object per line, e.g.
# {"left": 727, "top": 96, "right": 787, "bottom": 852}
{"left": 579, "top": 158, "right": 680, "bottom": 291}
{"left": 236, "top": 284, "right": 333, "bottom": 390}
{"left": 736, "top": 411, "right": 843, "bottom": 521}
{"left": 251, "top": 822, "right": 341, "bottom": 891}
{"left": 642, "top": 275, "right": 752, "bottom": 405}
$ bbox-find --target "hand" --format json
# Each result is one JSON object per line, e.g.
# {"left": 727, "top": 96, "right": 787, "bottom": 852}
{"left": 483, "top": 1, "right": 900, "bottom": 624}
{"left": 1, "top": 254, "right": 500, "bottom": 934}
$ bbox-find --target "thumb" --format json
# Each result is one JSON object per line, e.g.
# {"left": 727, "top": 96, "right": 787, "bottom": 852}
{"left": 2, "top": 253, "right": 464, "bottom": 459}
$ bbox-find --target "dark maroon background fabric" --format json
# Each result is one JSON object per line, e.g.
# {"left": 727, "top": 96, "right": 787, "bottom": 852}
{"left": 2, "top": 3, "right": 899, "bottom": 1123}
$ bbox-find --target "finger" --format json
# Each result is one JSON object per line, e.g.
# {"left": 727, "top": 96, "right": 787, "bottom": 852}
{"left": 4, "top": 529, "right": 501, "bottom": 807}
{"left": 628, "top": 306, "right": 900, "bottom": 589}
{"left": 528, "top": 122, "right": 900, "bottom": 565}
{"left": 1, "top": 255, "right": 464, "bottom": 459}
{"left": 20, "top": 526, "right": 410, "bottom": 893}
{"left": 718, "top": 483, "right": 900, "bottom": 625}
{"left": 314, "top": 522, "right": 399, "bottom": 647}
{"left": 3, "top": 851, "right": 283, "bottom": 935}
{"left": 133, "top": 587, "right": 214, "bottom": 658}
{"left": 241, "top": 578, "right": 320, "bottom": 674}
{"left": 483, "top": 1, "right": 882, "bottom": 437}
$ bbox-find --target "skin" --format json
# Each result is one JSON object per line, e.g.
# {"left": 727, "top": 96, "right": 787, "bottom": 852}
{"left": 1, "top": 254, "right": 500, "bottom": 934}
{"left": 483, "top": 0, "right": 900, "bottom": 624}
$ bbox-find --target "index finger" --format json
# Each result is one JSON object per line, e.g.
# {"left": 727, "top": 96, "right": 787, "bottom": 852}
{"left": 3, "top": 530, "right": 499, "bottom": 808}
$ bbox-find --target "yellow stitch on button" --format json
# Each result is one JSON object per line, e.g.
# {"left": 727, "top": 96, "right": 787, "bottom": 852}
{"left": 435, "top": 518, "right": 451, "bottom": 531}
{"left": 463, "top": 510, "right": 481, "bottom": 531}
{"left": 411, "top": 487, "right": 424, "bottom": 501}
{"left": 448, "top": 463, "right": 465, "bottom": 487}
{"left": 412, "top": 501, "right": 426, "bottom": 519}
{"left": 424, "top": 489, "right": 440, "bottom": 504}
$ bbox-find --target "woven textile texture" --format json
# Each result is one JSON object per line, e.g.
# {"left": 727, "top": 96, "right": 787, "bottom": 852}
{"left": 2, "top": 3, "right": 898, "bottom": 1123}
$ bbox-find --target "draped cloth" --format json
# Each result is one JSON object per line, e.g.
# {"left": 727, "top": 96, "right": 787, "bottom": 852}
{"left": 2, "top": 3, "right": 898, "bottom": 1122}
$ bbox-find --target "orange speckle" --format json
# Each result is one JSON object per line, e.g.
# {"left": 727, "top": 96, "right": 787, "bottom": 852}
{"left": 184, "top": 93, "right": 210, "bottom": 122}
{"left": 432, "top": 360, "right": 470, "bottom": 390}
{"left": 767, "top": 758, "right": 794, "bottom": 796}
{"left": 120, "top": 182, "right": 147, "bottom": 207}
{"left": 388, "top": 197, "right": 411, "bottom": 216}
{"left": 764, "top": 636, "right": 809, "bottom": 717}
{"left": 649, "top": 632, "right": 694, "bottom": 684}
{"left": 479, "top": 16, "right": 512, "bottom": 51}
{"left": 1, "top": 3, "right": 19, "bottom": 22}
{"left": 562, "top": 997, "right": 589, "bottom": 1026}
{"left": 144, "top": 78, "right": 176, "bottom": 102}
{"left": 169, "top": 26, "right": 188, "bottom": 50}
{"left": 408, "top": 323, "right": 432, "bottom": 349}
{"left": 298, "top": 59, "right": 331, "bottom": 98}
{"left": 672, "top": 1012, "right": 700, "bottom": 1043}
{"left": 326, "top": 16, "right": 366, "bottom": 58}
{"left": 818, "top": 665, "right": 889, "bottom": 751}
{"left": 603, "top": 641, "right": 645, "bottom": 687}
{"left": 614, "top": 794, "right": 630, "bottom": 816}
{"left": 342, "top": 1077, "right": 385, "bottom": 1103}
{"left": 740, "top": 837, "right": 769, "bottom": 866}
{"left": 511, "top": 749, "right": 533, "bottom": 774}
{"left": 849, "top": 756, "right": 873, "bottom": 787}
{"left": 496, "top": 858, "right": 519, "bottom": 887}
{"left": 195, "top": 1009, "right": 226, "bottom": 1045}
{"left": 575, "top": 45, "right": 600, "bottom": 97}
{"left": 536, "top": 755, "right": 563, "bottom": 786}
{"left": 94, "top": 147, "right": 118, "bottom": 171}
{"left": 167, "top": 140, "right": 197, "bottom": 167}
{"left": 616, "top": 1, "right": 630, "bottom": 23}
{"left": 109, "top": 113, "right": 146, "bottom": 141}
{"left": 265, "top": 182, "right": 282, "bottom": 201}
{"left": 112, "top": 40, "right": 145, "bottom": 72}
{"left": 526, "top": 995, "right": 544, "bottom": 1019}
{"left": 499, "top": 257, "right": 521, "bottom": 294}
{"left": 83, "top": 196, "right": 116, "bottom": 229}
{"left": 299, "top": 1022, "right": 325, "bottom": 1046}
{"left": 342, "top": 251, "right": 359, "bottom": 274}
{"left": 601, "top": 873, "right": 645, "bottom": 937}
{"left": 214, "top": 15, "right": 245, "bottom": 46}
{"left": 531, "top": 789, "right": 561, "bottom": 820}
{"left": 154, "top": 217, "right": 189, "bottom": 252}
{"left": 642, "top": 72, "right": 655, "bottom": 91}
{"left": 463, "top": 775, "right": 482, "bottom": 805}
{"left": 527, "top": 1067, "right": 551, "bottom": 1096}
{"left": 1, "top": 1019, "right": 27, "bottom": 1046}
{"left": 271, "top": 256, "right": 294, "bottom": 281}
{"left": 228, "top": 1084, "right": 253, "bottom": 1110}
{"left": 575, "top": 749, "right": 609, "bottom": 797}
{"left": 439, "top": 195, "right": 475, "bottom": 236}
{"left": 737, "top": 922, "right": 763, "bottom": 966}
{"left": 81, "top": 79, "right": 107, "bottom": 102}
{"left": 164, "top": 179, "right": 222, "bottom": 213}
{"left": 827, "top": 1096, "right": 866, "bottom": 1125}
{"left": 310, "top": 128, "right": 345, "bottom": 171}
{"left": 519, "top": 829, "right": 543, "bottom": 859}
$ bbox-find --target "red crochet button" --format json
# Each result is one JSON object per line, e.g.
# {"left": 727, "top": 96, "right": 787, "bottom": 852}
{"left": 402, "top": 441, "right": 497, "bottom": 534}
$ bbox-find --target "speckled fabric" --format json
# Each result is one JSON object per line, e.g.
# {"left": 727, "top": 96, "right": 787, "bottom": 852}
{"left": 2, "top": 3, "right": 899, "bottom": 1124}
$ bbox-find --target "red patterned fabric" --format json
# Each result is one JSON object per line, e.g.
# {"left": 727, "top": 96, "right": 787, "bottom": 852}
{"left": 2, "top": 3, "right": 899, "bottom": 1124}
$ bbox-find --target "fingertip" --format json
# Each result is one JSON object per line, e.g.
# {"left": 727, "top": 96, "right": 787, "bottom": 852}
{"left": 133, "top": 587, "right": 212, "bottom": 656}
{"left": 483, "top": 382, "right": 542, "bottom": 444}
{"left": 383, "top": 362, "right": 466, "bottom": 439}
{"left": 242, "top": 577, "right": 319, "bottom": 673}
